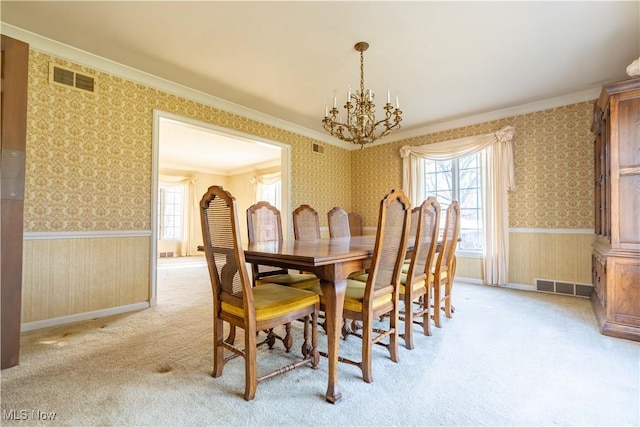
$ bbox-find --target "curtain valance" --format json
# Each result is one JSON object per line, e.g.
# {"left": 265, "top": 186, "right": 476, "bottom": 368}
{"left": 399, "top": 125, "right": 516, "bottom": 286}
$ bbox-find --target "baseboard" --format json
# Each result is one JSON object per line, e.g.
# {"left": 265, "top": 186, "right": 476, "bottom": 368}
{"left": 21, "top": 302, "right": 150, "bottom": 332}
{"left": 455, "top": 277, "right": 536, "bottom": 291}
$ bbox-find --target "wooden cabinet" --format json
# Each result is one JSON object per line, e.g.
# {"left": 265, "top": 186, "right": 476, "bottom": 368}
{"left": 590, "top": 77, "right": 640, "bottom": 341}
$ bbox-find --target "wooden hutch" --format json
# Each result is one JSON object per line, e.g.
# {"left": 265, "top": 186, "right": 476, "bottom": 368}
{"left": 591, "top": 77, "right": 640, "bottom": 341}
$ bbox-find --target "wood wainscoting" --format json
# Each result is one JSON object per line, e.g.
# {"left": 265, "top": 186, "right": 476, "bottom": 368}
{"left": 22, "top": 235, "right": 150, "bottom": 326}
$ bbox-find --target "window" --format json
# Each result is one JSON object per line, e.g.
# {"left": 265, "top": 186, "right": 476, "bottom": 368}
{"left": 256, "top": 178, "right": 281, "bottom": 210}
{"left": 423, "top": 153, "right": 482, "bottom": 252}
{"left": 158, "top": 184, "right": 184, "bottom": 240}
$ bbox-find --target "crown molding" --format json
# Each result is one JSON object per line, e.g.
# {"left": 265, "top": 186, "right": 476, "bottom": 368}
{"left": 373, "top": 88, "right": 601, "bottom": 147}
{"left": 1, "top": 23, "right": 349, "bottom": 148}
{"left": 2, "top": 23, "right": 599, "bottom": 152}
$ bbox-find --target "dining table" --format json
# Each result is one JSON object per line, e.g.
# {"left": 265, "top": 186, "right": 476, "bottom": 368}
{"left": 244, "top": 235, "right": 380, "bottom": 403}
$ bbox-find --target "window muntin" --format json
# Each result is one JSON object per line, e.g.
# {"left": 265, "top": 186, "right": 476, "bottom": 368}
{"left": 158, "top": 184, "right": 184, "bottom": 240}
{"left": 423, "top": 153, "right": 482, "bottom": 252}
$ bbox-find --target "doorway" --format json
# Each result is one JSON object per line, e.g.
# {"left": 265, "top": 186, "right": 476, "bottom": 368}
{"left": 150, "top": 110, "right": 291, "bottom": 305}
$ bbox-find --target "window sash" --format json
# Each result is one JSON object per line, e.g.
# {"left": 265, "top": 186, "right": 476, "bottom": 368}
{"left": 423, "top": 154, "right": 483, "bottom": 252}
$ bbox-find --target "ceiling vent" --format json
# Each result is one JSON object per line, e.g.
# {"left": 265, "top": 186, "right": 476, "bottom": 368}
{"left": 49, "top": 63, "right": 95, "bottom": 93}
{"left": 312, "top": 143, "right": 325, "bottom": 154}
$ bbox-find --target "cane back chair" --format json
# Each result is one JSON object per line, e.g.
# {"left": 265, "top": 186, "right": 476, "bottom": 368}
{"left": 433, "top": 201, "right": 460, "bottom": 328}
{"left": 246, "top": 201, "right": 319, "bottom": 289}
{"left": 292, "top": 204, "right": 321, "bottom": 240}
{"left": 311, "top": 188, "right": 411, "bottom": 383}
{"left": 200, "top": 186, "right": 319, "bottom": 401}
{"left": 327, "top": 207, "right": 351, "bottom": 238}
{"left": 348, "top": 212, "right": 364, "bottom": 236}
{"left": 398, "top": 197, "right": 440, "bottom": 347}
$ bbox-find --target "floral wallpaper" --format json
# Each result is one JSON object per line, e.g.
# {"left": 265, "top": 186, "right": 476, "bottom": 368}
{"left": 24, "top": 51, "right": 352, "bottom": 232}
{"left": 352, "top": 102, "right": 594, "bottom": 229}
{"left": 26, "top": 49, "right": 593, "bottom": 234}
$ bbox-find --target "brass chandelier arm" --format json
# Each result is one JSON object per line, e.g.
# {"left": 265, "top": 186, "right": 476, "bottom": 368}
{"left": 322, "top": 41, "right": 402, "bottom": 147}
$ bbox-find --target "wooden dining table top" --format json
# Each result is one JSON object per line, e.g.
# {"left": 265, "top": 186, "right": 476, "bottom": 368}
{"left": 244, "top": 235, "right": 377, "bottom": 268}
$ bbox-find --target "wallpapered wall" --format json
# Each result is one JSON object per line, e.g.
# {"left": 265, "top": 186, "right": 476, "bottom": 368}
{"left": 22, "top": 48, "right": 595, "bottom": 325}
{"left": 27, "top": 49, "right": 593, "bottom": 235}
{"left": 25, "top": 50, "right": 352, "bottom": 233}
{"left": 352, "top": 102, "right": 594, "bottom": 229}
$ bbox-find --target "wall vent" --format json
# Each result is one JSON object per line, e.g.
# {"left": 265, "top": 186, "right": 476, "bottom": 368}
{"left": 534, "top": 278, "right": 592, "bottom": 298}
{"left": 312, "top": 143, "right": 325, "bottom": 154}
{"left": 159, "top": 251, "right": 175, "bottom": 258}
{"left": 49, "top": 63, "right": 95, "bottom": 93}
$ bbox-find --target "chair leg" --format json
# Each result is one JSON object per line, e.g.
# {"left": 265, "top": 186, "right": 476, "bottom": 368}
{"left": 403, "top": 295, "right": 415, "bottom": 350}
{"left": 309, "top": 312, "right": 320, "bottom": 368}
{"left": 389, "top": 307, "right": 399, "bottom": 363}
{"left": 361, "top": 314, "right": 373, "bottom": 383}
{"left": 283, "top": 323, "right": 293, "bottom": 352}
{"left": 302, "top": 315, "right": 312, "bottom": 358}
{"left": 341, "top": 318, "right": 351, "bottom": 340}
{"left": 243, "top": 325, "right": 258, "bottom": 401}
{"left": 422, "top": 289, "right": 432, "bottom": 337}
{"left": 213, "top": 317, "right": 225, "bottom": 378}
{"left": 445, "top": 280, "right": 453, "bottom": 318}
{"left": 433, "top": 282, "right": 442, "bottom": 328}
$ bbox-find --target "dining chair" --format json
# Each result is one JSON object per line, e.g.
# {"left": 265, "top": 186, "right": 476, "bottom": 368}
{"left": 200, "top": 185, "right": 319, "bottom": 401}
{"left": 399, "top": 206, "right": 421, "bottom": 274}
{"left": 327, "top": 207, "right": 350, "bottom": 238}
{"left": 433, "top": 201, "right": 460, "bottom": 329}
{"left": 246, "top": 201, "right": 319, "bottom": 289}
{"left": 347, "top": 212, "right": 363, "bottom": 236}
{"left": 311, "top": 188, "right": 411, "bottom": 383}
{"left": 398, "top": 197, "right": 440, "bottom": 347}
{"left": 292, "top": 204, "right": 321, "bottom": 240}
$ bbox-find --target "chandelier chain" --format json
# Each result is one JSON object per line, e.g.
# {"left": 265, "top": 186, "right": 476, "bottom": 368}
{"left": 322, "top": 42, "right": 402, "bottom": 148}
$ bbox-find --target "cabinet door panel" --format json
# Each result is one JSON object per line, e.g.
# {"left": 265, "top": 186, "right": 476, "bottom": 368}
{"left": 619, "top": 175, "right": 640, "bottom": 245}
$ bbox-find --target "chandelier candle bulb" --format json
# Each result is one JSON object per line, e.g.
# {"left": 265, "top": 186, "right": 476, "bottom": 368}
{"left": 321, "top": 41, "right": 402, "bottom": 147}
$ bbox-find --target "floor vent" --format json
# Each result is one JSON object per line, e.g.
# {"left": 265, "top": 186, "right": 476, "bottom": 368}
{"left": 49, "top": 63, "right": 95, "bottom": 93}
{"left": 535, "top": 278, "right": 592, "bottom": 298}
{"left": 312, "top": 143, "right": 325, "bottom": 154}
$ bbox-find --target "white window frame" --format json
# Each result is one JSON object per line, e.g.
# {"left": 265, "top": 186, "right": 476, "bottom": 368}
{"left": 422, "top": 153, "right": 483, "bottom": 256}
{"left": 158, "top": 184, "right": 185, "bottom": 241}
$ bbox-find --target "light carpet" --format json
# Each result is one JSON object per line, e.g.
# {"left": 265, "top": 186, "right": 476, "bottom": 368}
{"left": 1, "top": 257, "right": 638, "bottom": 426}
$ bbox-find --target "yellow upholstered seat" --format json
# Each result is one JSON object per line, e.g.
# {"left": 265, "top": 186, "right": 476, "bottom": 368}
{"left": 222, "top": 284, "right": 319, "bottom": 321}
{"left": 255, "top": 273, "right": 319, "bottom": 289}
{"left": 310, "top": 188, "right": 411, "bottom": 383}
{"left": 397, "top": 198, "right": 440, "bottom": 346}
{"left": 311, "top": 279, "right": 392, "bottom": 313}
{"left": 200, "top": 186, "right": 319, "bottom": 401}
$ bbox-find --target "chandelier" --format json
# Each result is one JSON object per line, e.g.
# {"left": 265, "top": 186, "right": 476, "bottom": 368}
{"left": 322, "top": 42, "right": 402, "bottom": 147}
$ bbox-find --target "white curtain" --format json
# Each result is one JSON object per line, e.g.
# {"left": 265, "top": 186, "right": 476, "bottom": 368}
{"left": 253, "top": 171, "right": 281, "bottom": 208}
{"left": 399, "top": 125, "right": 516, "bottom": 285}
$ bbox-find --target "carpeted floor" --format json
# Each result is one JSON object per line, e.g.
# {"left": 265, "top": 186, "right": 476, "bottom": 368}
{"left": 1, "top": 256, "right": 638, "bottom": 426}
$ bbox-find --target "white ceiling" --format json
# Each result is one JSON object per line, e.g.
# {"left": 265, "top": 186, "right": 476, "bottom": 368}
{"left": 159, "top": 117, "right": 281, "bottom": 175}
{"left": 2, "top": 1, "right": 639, "bottom": 171}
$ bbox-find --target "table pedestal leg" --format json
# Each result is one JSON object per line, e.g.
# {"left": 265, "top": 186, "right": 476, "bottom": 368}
{"left": 321, "top": 278, "right": 346, "bottom": 403}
